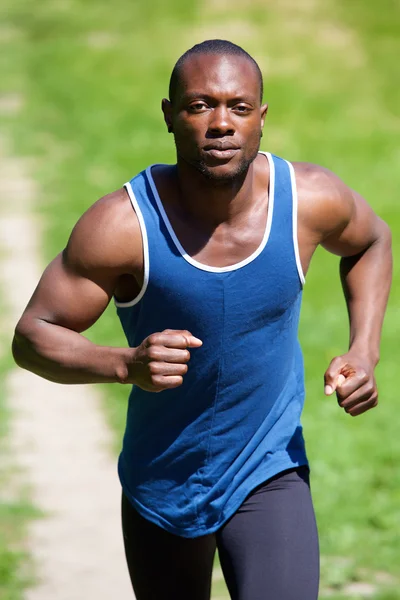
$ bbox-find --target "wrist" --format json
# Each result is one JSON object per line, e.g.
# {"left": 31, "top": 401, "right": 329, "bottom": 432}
{"left": 110, "top": 346, "right": 133, "bottom": 384}
{"left": 85, "top": 344, "right": 134, "bottom": 384}
{"left": 347, "top": 342, "right": 380, "bottom": 367}
{"left": 111, "top": 346, "right": 139, "bottom": 384}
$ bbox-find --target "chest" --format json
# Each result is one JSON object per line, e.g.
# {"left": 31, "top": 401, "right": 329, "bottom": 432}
{"left": 169, "top": 209, "right": 269, "bottom": 269}
{"left": 147, "top": 224, "right": 301, "bottom": 329}
{"left": 150, "top": 163, "right": 270, "bottom": 269}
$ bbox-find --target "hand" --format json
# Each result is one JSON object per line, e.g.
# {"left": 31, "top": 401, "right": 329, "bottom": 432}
{"left": 127, "top": 329, "right": 202, "bottom": 392}
{"left": 324, "top": 352, "right": 378, "bottom": 416}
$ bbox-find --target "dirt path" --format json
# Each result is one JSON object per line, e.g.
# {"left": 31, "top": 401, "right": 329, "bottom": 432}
{"left": 0, "top": 137, "right": 133, "bottom": 599}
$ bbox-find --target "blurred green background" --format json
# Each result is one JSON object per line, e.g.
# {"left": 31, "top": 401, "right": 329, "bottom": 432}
{"left": 1, "top": 0, "right": 399, "bottom": 598}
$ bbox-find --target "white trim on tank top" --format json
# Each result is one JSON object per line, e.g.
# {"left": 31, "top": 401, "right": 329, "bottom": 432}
{"left": 115, "top": 152, "right": 304, "bottom": 307}
{"left": 114, "top": 182, "right": 150, "bottom": 308}
{"left": 286, "top": 161, "right": 306, "bottom": 285}
{"left": 145, "top": 151, "right": 275, "bottom": 273}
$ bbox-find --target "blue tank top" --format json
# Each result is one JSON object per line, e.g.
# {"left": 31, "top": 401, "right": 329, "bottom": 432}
{"left": 116, "top": 152, "right": 308, "bottom": 538}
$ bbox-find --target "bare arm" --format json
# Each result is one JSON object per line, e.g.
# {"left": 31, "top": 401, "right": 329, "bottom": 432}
{"left": 322, "top": 188, "right": 392, "bottom": 367}
{"left": 12, "top": 189, "right": 201, "bottom": 388}
{"left": 297, "top": 165, "right": 392, "bottom": 415}
{"left": 12, "top": 251, "right": 129, "bottom": 384}
{"left": 12, "top": 189, "right": 138, "bottom": 383}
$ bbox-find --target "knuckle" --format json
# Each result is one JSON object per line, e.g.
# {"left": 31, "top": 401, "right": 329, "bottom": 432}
{"left": 180, "top": 334, "right": 189, "bottom": 346}
{"left": 329, "top": 356, "right": 343, "bottom": 369}
{"left": 173, "top": 329, "right": 190, "bottom": 336}
{"left": 324, "top": 370, "right": 337, "bottom": 383}
{"left": 149, "top": 361, "right": 160, "bottom": 374}
{"left": 147, "top": 333, "right": 160, "bottom": 346}
{"left": 365, "top": 383, "right": 375, "bottom": 396}
{"left": 371, "top": 394, "right": 378, "bottom": 407}
{"left": 147, "top": 346, "right": 161, "bottom": 360}
{"left": 357, "top": 369, "right": 368, "bottom": 383}
{"left": 151, "top": 374, "right": 164, "bottom": 388}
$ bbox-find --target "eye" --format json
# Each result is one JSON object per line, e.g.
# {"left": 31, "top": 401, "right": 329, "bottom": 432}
{"left": 233, "top": 104, "right": 252, "bottom": 114}
{"left": 188, "top": 102, "right": 208, "bottom": 113}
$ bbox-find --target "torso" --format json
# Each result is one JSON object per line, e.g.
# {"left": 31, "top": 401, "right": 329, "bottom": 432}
{"left": 114, "top": 155, "right": 323, "bottom": 303}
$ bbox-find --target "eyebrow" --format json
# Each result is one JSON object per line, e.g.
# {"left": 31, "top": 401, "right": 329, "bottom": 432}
{"left": 181, "top": 92, "right": 256, "bottom": 103}
{"left": 181, "top": 92, "right": 216, "bottom": 102}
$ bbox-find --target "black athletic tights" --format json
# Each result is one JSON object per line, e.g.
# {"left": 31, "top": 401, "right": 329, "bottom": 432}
{"left": 121, "top": 467, "right": 319, "bottom": 600}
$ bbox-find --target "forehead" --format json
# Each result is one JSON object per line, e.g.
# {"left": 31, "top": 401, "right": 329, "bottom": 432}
{"left": 177, "top": 53, "right": 260, "bottom": 100}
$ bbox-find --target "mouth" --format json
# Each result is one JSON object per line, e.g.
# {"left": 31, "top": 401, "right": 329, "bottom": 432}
{"left": 203, "top": 143, "right": 240, "bottom": 161}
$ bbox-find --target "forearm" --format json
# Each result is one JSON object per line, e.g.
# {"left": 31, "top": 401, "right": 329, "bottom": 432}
{"left": 12, "top": 317, "right": 132, "bottom": 384}
{"left": 340, "top": 220, "right": 392, "bottom": 364}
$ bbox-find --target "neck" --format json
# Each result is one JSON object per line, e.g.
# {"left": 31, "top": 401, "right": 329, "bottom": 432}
{"left": 175, "top": 158, "right": 257, "bottom": 228}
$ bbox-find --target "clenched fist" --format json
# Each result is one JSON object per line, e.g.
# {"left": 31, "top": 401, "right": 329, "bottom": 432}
{"left": 324, "top": 352, "right": 378, "bottom": 416}
{"left": 127, "top": 329, "right": 202, "bottom": 392}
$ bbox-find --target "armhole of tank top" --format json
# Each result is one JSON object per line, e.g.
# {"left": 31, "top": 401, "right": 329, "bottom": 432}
{"left": 287, "top": 161, "right": 306, "bottom": 286}
{"left": 114, "top": 181, "right": 150, "bottom": 308}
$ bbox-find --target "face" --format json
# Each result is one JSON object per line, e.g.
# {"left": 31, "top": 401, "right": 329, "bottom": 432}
{"left": 162, "top": 53, "right": 268, "bottom": 182}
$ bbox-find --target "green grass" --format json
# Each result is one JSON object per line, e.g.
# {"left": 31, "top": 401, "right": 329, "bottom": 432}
{"left": 0, "top": 346, "right": 37, "bottom": 598}
{"left": 1, "top": 0, "right": 400, "bottom": 597}
{"left": 0, "top": 495, "right": 37, "bottom": 600}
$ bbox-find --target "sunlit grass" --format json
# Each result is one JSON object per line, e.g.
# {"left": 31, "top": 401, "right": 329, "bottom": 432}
{"left": 1, "top": 0, "right": 399, "bottom": 597}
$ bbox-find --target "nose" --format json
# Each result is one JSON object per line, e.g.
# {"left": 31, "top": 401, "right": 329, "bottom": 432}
{"left": 207, "top": 105, "right": 235, "bottom": 136}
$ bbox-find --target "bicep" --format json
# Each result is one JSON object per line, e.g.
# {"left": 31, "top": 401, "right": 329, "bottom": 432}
{"left": 321, "top": 189, "right": 382, "bottom": 258}
{"left": 21, "top": 251, "right": 117, "bottom": 333}
{"left": 17, "top": 188, "right": 141, "bottom": 334}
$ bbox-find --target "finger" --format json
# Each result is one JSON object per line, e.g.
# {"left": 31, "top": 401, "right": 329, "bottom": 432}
{"left": 164, "top": 330, "right": 203, "bottom": 348}
{"left": 336, "top": 374, "right": 346, "bottom": 387}
{"left": 326, "top": 373, "right": 346, "bottom": 395}
{"left": 149, "top": 362, "right": 188, "bottom": 376}
{"left": 148, "top": 332, "right": 202, "bottom": 349}
{"left": 147, "top": 346, "right": 191, "bottom": 363}
{"left": 336, "top": 370, "right": 370, "bottom": 400}
{"left": 152, "top": 375, "right": 183, "bottom": 391}
{"left": 324, "top": 357, "right": 346, "bottom": 395}
{"left": 163, "top": 330, "right": 203, "bottom": 347}
{"left": 337, "top": 382, "right": 376, "bottom": 409}
{"left": 163, "top": 329, "right": 193, "bottom": 336}
{"left": 346, "top": 396, "right": 378, "bottom": 417}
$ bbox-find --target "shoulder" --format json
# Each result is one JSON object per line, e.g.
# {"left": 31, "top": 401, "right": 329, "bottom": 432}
{"left": 291, "top": 161, "right": 389, "bottom": 257}
{"left": 65, "top": 187, "right": 142, "bottom": 275}
{"left": 292, "top": 161, "right": 355, "bottom": 240}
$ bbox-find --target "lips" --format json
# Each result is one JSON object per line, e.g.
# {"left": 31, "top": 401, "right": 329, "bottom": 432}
{"left": 203, "top": 143, "right": 240, "bottom": 161}
{"left": 203, "top": 142, "right": 240, "bottom": 151}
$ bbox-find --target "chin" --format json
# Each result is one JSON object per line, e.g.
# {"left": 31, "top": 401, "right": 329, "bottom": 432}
{"left": 196, "top": 159, "right": 252, "bottom": 183}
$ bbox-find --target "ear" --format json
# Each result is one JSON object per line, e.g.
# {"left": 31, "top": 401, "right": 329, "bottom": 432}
{"left": 162, "top": 98, "right": 173, "bottom": 133}
{"left": 260, "top": 103, "right": 268, "bottom": 129}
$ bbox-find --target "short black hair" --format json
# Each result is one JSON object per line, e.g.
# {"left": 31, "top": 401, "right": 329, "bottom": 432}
{"left": 169, "top": 39, "right": 264, "bottom": 103}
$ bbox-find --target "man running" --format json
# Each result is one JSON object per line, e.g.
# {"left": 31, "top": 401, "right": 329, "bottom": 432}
{"left": 12, "top": 40, "right": 392, "bottom": 600}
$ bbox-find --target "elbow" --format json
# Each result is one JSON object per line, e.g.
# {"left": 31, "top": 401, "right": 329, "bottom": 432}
{"left": 377, "top": 218, "right": 392, "bottom": 248}
{"left": 12, "top": 318, "right": 38, "bottom": 371}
